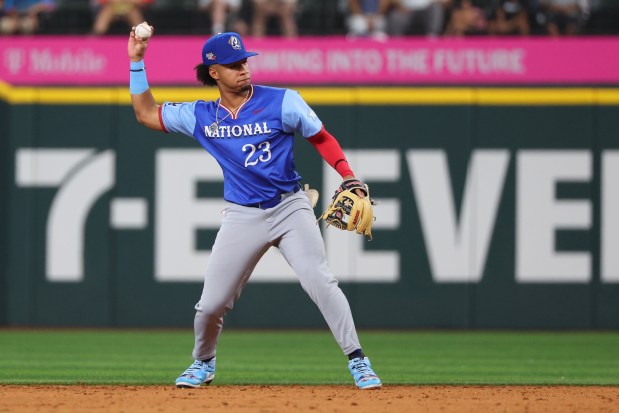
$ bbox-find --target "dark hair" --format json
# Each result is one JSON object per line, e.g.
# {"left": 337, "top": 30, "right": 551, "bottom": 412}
{"left": 195, "top": 63, "right": 217, "bottom": 86}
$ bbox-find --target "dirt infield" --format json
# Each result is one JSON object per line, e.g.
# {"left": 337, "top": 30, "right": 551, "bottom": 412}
{"left": 1, "top": 385, "right": 618, "bottom": 413}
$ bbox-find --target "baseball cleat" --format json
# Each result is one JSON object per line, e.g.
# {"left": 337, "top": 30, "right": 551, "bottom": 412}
{"left": 348, "top": 357, "right": 382, "bottom": 390}
{"left": 175, "top": 358, "right": 216, "bottom": 388}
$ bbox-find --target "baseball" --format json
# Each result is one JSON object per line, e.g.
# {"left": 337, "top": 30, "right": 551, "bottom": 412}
{"left": 134, "top": 22, "right": 152, "bottom": 39}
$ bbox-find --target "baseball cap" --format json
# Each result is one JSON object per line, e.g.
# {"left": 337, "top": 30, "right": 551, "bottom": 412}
{"left": 201, "top": 32, "right": 258, "bottom": 66}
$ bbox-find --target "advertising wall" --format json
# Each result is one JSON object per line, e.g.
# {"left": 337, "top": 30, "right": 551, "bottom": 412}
{"left": 1, "top": 85, "right": 619, "bottom": 328}
{"left": 2, "top": 37, "right": 619, "bottom": 86}
{"left": 2, "top": 36, "right": 619, "bottom": 328}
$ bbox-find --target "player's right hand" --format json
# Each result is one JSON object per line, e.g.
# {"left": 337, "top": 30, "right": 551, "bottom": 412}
{"left": 128, "top": 25, "right": 153, "bottom": 62}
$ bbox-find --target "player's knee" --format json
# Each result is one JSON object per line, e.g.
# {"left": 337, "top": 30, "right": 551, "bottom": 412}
{"left": 196, "top": 300, "right": 229, "bottom": 318}
{"left": 301, "top": 274, "right": 339, "bottom": 297}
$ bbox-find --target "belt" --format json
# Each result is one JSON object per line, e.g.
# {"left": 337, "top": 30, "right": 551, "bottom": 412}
{"left": 246, "top": 186, "right": 301, "bottom": 210}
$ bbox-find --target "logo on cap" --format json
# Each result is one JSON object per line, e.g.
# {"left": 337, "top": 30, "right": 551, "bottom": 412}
{"left": 228, "top": 36, "right": 241, "bottom": 50}
{"left": 201, "top": 32, "right": 258, "bottom": 66}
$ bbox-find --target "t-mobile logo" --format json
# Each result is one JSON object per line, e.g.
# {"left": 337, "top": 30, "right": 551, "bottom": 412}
{"left": 4, "top": 48, "right": 25, "bottom": 75}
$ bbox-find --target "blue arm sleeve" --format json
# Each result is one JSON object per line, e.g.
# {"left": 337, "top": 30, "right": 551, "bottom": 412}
{"left": 161, "top": 101, "right": 198, "bottom": 137}
{"left": 281, "top": 89, "right": 322, "bottom": 138}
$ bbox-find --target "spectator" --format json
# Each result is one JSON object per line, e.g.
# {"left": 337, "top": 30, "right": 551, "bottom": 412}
{"left": 198, "top": 0, "right": 248, "bottom": 35}
{"left": 91, "top": 0, "right": 153, "bottom": 35}
{"left": 251, "top": 0, "right": 298, "bottom": 38}
{"left": 345, "top": 0, "right": 390, "bottom": 39}
{"left": 444, "top": 0, "right": 489, "bottom": 35}
{"left": 540, "top": 0, "right": 588, "bottom": 35}
{"left": 487, "top": 0, "right": 530, "bottom": 35}
{"left": 387, "top": 0, "right": 448, "bottom": 37}
{"left": 0, "top": 0, "right": 55, "bottom": 34}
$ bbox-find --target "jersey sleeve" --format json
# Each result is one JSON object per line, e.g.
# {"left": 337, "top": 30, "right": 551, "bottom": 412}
{"left": 160, "top": 101, "right": 198, "bottom": 137}
{"left": 281, "top": 89, "right": 322, "bottom": 138}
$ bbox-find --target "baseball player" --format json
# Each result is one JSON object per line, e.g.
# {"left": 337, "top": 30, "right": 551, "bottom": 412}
{"left": 127, "top": 28, "right": 382, "bottom": 390}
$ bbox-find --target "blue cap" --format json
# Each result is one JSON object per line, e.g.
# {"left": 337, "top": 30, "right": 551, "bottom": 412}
{"left": 201, "top": 32, "right": 258, "bottom": 66}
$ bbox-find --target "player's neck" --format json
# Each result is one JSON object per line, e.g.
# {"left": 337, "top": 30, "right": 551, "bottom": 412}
{"left": 219, "top": 86, "right": 251, "bottom": 111}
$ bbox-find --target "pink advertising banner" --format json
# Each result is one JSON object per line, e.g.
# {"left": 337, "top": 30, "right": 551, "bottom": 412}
{"left": 1, "top": 36, "right": 619, "bottom": 86}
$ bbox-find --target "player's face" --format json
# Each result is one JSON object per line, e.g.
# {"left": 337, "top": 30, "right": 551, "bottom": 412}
{"left": 213, "top": 59, "right": 251, "bottom": 92}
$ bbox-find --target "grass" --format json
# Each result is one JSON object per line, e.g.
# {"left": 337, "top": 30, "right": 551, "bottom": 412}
{"left": 0, "top": 330, "right": 618, "bottom": 385}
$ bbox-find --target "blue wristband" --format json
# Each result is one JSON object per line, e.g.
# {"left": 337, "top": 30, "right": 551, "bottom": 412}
{"left": 130, "top": 60, "right": 145, "bottom": 71}
{"left": 130, "top": 60, "right": 149, "bottom": 94}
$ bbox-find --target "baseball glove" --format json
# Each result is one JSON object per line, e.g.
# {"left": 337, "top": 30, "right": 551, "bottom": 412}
{"left": 319, "top": 179, "right": 375, "bottom": 240}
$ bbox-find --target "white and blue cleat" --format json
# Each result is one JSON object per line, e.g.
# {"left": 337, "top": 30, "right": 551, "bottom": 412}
{"left": 348, "top": 357, "right": 382, "bottom": 389}
{"left": 175, "top": 358, "right": 216, "bottom": 388}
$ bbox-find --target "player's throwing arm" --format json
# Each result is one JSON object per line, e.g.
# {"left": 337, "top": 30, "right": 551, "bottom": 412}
{"left": 128, "top": 22, "right": 164, "bottom": 131}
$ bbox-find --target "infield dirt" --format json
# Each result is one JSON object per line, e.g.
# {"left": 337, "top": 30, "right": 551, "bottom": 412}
{"left": 1, "top": 385, "right": 618, "bottom": 412}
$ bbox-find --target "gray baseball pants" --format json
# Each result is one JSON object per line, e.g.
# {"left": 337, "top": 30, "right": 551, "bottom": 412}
{"left": 191, "top": 190, "right": 361, "bottom": 360}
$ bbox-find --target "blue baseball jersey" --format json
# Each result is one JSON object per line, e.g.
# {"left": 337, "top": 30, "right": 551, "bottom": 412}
{"left": 160, "top": 85, "right": 322, "bottom": 205}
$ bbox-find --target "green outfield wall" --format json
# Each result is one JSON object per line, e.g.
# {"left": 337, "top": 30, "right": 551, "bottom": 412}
{"left": 1, "top": 86, "right": 619, "bottom": 329}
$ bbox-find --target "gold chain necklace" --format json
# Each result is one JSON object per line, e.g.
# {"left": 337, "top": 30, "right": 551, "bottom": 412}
{"left": 209, "top": 89, "right": 250, "bottom": 134}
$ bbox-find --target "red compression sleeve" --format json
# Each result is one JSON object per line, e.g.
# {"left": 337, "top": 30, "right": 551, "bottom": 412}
{"left": 307, "top": 126, "right": 354, "bottom": 178}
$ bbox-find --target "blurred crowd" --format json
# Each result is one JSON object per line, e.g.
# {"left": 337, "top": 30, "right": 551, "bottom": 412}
{"left": 0, "top": 0, "right": 615, "bottom": 37}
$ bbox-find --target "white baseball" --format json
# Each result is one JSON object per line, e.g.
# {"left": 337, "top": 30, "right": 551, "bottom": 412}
{"left": 135, "top": 22, "right": 152, "bottom": 39}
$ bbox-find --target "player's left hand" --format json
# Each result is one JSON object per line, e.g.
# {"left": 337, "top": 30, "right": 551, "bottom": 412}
{"left": 319, "top": 179, "right": 375, "bottom": 240}
{"left": 342, "top": 175, "right": 366, "bottom": 198}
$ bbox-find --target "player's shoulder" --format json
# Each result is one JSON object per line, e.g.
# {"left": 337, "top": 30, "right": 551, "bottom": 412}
{"left": 253, "top": 84, "right": 289, "bottom": 97}
{"left": 195, "top": 99, "right": 215, "bottom": 109}
{"left": 163, "top": 100, "right": 208, "bottom": 107}
{"left": 253, "top": 85, "right": 306, "bottom": 104}
{"left": 163, "top": 100, "right": 214, "bottom": 117}
{"left": 253, "top": 85, "right": 286, "bottom": 93}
